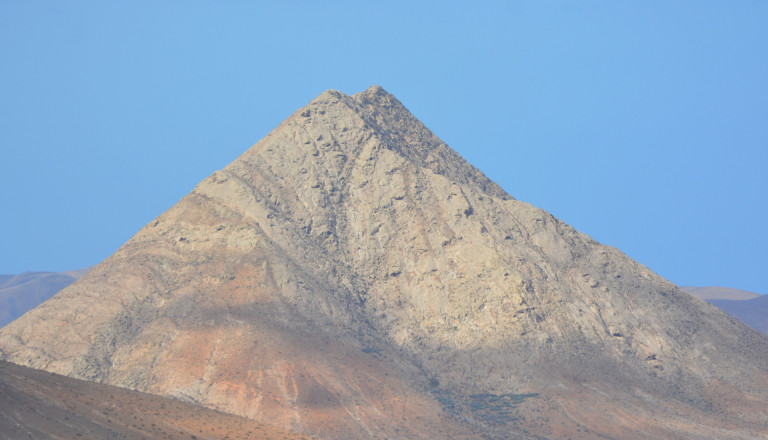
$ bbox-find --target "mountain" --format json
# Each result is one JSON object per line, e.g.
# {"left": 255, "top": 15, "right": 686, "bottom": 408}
{"left": 0, "top": 268, "right": 89, "bottom": 328}
{"left": 710, "top": 295, "right": 768, "bottom": 336}
{"left": 709, "top": 295, "right": 768, "bottom": 335}
{"left": 681, "top": 286, "right": 767, "bottom": 336}
{"left": 681, "top": 285, "right": 761, "bottom": 301}
{"left": 0, "top": 360, "right": 311, "bottom": 440}
{"left": 2, "top": 86, "right": 768, "bottom": 440}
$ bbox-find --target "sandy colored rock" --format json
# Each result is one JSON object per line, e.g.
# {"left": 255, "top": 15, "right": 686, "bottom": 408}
{"left": 2, "top": 86, "right": 768, "bottom": 439}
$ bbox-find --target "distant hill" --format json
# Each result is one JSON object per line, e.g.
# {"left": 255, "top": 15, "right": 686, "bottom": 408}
{"left": 0, "top": 268, "right": 89, "bottom": 328}
{"left": 680, "top": 286, "right": 761, "bottom": 301}
{"left": 0, "top": 360, "right": 311, "bottom": 440}
{"left": 710, "top": 295, "right": 768, "bottom": 336}
{"left": 682, "top": 286, "right": 767, "bottom": 336}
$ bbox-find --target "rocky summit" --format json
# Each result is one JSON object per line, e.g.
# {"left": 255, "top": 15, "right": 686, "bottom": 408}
{"left": 2, "top": 86, "right": 767, "bottom": 439}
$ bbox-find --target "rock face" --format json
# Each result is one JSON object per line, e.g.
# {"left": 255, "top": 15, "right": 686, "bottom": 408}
{"left": 2, "top": 86, "right": 768, "bottom": 439}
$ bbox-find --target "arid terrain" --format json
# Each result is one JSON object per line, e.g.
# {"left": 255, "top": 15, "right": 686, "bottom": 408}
{"left": 2, "top": 86, "right": 767, "bottom": 439}
{"left": 0, "top": 360, "right": 311, "bottom": 440}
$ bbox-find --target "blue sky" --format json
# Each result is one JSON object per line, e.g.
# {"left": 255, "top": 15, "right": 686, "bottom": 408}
{"left": 1, "top": 2, "right": 766, "bottom": 294}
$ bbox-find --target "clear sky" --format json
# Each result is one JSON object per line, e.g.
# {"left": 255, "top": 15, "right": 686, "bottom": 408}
{"left": 1, "top": 2, "right": 766, "bottom": 294}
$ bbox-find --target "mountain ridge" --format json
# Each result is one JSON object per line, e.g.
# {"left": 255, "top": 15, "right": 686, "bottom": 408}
{"left": 681, "top": 285, "right": 761, "bottom": 301}
{"left": 2, "top": 86, "right": 767, "bottom": 440}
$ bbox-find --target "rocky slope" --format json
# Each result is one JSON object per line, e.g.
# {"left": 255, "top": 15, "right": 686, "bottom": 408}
{"left": 2, "top": 86, "right": 768, "bottom": 440}
{"left": 0, "top": 268, "right": 88, "bottom": 328}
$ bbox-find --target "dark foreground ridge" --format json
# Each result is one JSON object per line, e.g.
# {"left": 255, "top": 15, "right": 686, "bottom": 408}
{"left": 0, "top": 360, "right": 311, "bottom": 440}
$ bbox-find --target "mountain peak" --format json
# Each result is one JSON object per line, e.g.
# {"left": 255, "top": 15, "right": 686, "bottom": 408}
{"left": 361, "top": 84, "right": 387, "bottom": 94}
{"left": 3, "top": 87, "right": 768, "bottom": 440}
{"left": 252, "top": 86, "right": 511, "bottom": 201}
{"left": 310, "top": 85, "right": 394, "bottom": 108}
{"left": 354, "top": 84, "right": 394, "bottom": 103}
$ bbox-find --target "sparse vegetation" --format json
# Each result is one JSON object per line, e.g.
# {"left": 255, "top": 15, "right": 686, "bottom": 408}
{"left": 432, "top": 389, "right": 537, "bottom": 426}
{"left": 468, "top": 393, "right": 538, "bottom": 425}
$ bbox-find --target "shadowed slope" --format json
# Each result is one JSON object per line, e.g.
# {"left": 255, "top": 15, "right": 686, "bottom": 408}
{"left": 0, "top": 360, "right": 312, "bottom": 440}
